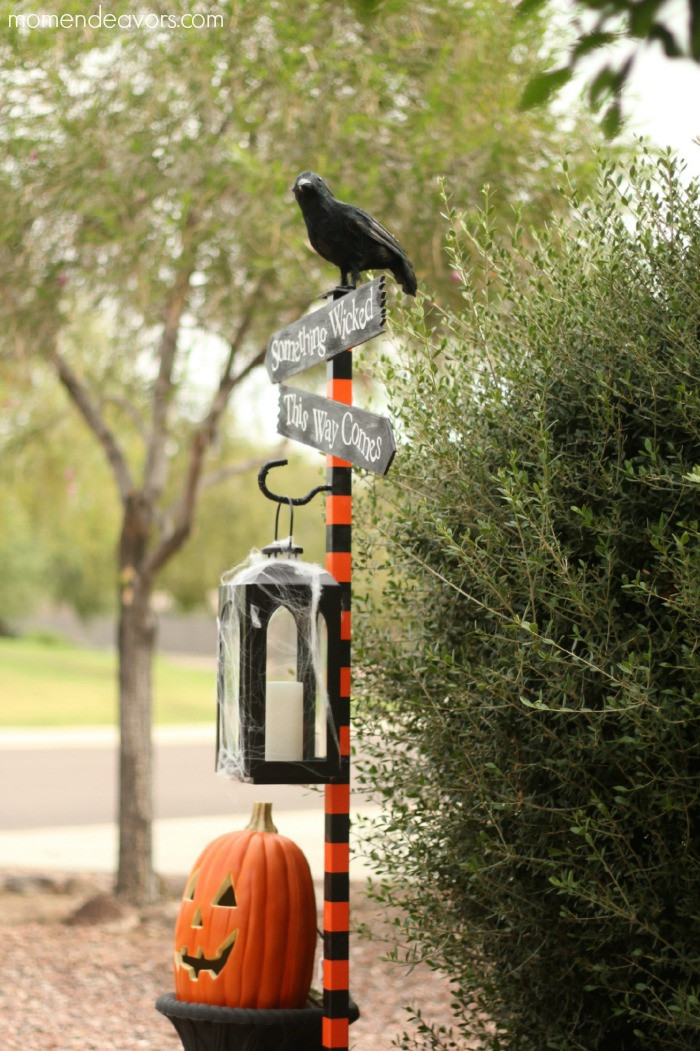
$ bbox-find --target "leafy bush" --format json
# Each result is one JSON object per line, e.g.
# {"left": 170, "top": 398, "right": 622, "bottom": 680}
{"left": 355, "top": 151, "right": 700, "bottom": 1050}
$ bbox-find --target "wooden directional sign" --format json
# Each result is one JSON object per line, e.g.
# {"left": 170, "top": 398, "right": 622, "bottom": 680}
{"left": 277, "top": 385, "right": 396, "bottom": 475}
{"left": 266, "top": 277, "right": 386, "bottom": 384}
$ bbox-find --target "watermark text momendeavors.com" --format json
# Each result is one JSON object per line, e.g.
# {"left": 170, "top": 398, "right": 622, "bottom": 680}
{"left": 7, "top": 7, "right": 224, "bottom": 31}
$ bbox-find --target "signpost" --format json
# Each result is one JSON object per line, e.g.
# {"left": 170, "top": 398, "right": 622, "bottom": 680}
{"left": 263, "top": 279, "right": 395, "bottom": 1051}
{"left": 266, "top": 276, "right": 386, "bottom": 384}
{"left": 277, "top": 385, "right": 396, "bottom": 475}
{"left": 323, "top": 330, "right": 353, "bottom": 1051}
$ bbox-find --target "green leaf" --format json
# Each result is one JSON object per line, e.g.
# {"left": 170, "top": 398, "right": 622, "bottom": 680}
{"left": 601, "top": 99, "right": 623, "bottom": 137}
{"left": 648, "top": 22, "right": 682, "bottom": 56}
{"left": 572, "top": 31, "right": 618, "bottom": 59}
{"left": 520, "top": 67, "right": 573, "bottom": 110}
{"left": 589, "top": 65, "right": 617, "bottom": 106}
{"left": 627, "top": 0, "right": 663, "bottom": 37}
{"left": 515, "top": 0, "right": 548, "bottom": 18}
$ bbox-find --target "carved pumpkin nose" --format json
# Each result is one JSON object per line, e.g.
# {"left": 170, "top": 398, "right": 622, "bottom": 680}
{"left": 191, "top": 907, "right": 203, "bottom": 929}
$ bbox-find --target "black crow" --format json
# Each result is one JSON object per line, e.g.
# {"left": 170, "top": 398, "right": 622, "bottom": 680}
{"left": 292, "top": 171, "right": 417, "bottom": 296}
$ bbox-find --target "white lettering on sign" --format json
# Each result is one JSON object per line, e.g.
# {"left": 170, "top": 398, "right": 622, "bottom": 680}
{"left": 269, "top": 320, "right": 329, "bottom": 372}
{"left": 312, "top": 408, "right": 340, "bottom": 448}
{"left": 328, "top": 282, "right": 375, "bottom": 341}
{"left": 266, "top": 277, "right": 386, "bottom": 383}
{"left": 282, "top": 390, "right": 309, "bottom": 431}
{"left": 341, "top": 410, "right": 382, "bottom": 465}
{"left": 277, "top": 383, "right": 396, "bottom": 475}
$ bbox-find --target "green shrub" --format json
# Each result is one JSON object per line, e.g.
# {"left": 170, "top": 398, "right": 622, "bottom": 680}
{"left": 355, "top": 151, "right": 700, "bottom": 1050}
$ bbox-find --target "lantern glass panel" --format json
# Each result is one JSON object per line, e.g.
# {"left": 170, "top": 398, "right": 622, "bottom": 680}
{"left": 314, "top": 613, "right": 328, "bottom": 760}
{"left": 266, "top": 605, "right": 298, "bottom": 681}
{"left": 218, "top": 600, "right": 241, "bottom": 761}
{"left": 264, "top": 605, "right": 304, "bottom": 763}
{"left": 216, "top": 554, "right": 344, "bottom": 784}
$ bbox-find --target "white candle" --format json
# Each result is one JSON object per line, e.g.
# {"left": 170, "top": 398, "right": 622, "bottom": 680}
{"left": 265, "top": 681, "right": 304, "bottom": 761}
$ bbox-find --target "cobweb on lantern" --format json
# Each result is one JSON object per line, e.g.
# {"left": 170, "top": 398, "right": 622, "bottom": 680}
{"left": 216, "top": 543, "right": 338, "bottom": 783}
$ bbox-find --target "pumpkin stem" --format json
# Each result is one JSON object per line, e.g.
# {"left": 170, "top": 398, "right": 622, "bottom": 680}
{"left": 245, "top": 802, "right": 278, "bottom": 834}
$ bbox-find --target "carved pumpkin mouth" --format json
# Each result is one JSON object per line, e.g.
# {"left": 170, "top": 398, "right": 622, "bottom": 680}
{"left": 175, "top": 929, "right": 238, "bottom": 981}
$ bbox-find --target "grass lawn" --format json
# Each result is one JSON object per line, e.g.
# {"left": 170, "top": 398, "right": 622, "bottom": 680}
{"left": 0, "top": 636, "right": 215, "bottom": 726}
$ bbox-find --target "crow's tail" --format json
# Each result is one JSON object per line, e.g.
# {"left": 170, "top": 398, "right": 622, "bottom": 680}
{"left": 393, "top": 255, "right": 417, "bottom": 296}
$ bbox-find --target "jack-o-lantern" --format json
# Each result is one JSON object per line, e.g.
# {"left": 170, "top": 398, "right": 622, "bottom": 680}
{"left": 173, "top": 802, "right": 317, "bottom": 1009}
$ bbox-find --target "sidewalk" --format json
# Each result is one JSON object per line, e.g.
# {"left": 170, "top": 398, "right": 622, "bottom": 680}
{"left": 0, "top": 809, "right": 379, "bottom": 881}
{"left": 0, "top": 724, "right": 214, "bottom": 749}
{"left": 0, "top": 725, "right": 379, "bottom": 882}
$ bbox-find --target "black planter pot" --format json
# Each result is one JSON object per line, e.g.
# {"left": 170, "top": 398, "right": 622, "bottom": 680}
{"left": 155, "top": 993, "right": 360, "bottom": 1051}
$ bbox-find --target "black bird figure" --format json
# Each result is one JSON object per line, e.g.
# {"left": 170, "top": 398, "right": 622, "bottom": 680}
{"left": 292, "top": 171, "right": 417, "bottom": 296}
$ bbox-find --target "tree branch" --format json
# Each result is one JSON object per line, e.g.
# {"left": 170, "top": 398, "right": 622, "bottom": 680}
{"left": 51, "top": 350, "right": 134, "bottom": 501}
{"left": 143, "top": 206, "right": 205, "bottom": 499}
{"left": 143, "top": 265, "right": 195, "bottom": 498}
{"left": 103, "top": 394, "right": 149, "bottom": 444}
{"left": 199, "top": 454, "right": 275, "bottom": 493}
{"left": 143, "top": 274, "right": 271, "bottom": 580}
{"left": 199, "top": 440, "right": 288, "bottom": 494}
{"left": 143, "top": 347, "right": 269, "bottom": 579}
{"left": 218, "top": 270, "right": 271, "bottom": 386}
{"left": 156, "top": 449, "right": 285, "bottom": 528}
{"left": 228, "top": 343, "right": 268, "bottom": 391}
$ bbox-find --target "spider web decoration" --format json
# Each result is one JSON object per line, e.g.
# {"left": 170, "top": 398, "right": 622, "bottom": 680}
{"left": 216, "top": 545, "right": 339, "bottom": 784}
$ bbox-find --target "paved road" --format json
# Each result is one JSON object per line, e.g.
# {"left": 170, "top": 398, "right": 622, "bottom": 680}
{"left": 0, "top": 727, "right": 377, "bottom": 879}
{"left": 0, "top": 727, "right": 322, "bottom": 830}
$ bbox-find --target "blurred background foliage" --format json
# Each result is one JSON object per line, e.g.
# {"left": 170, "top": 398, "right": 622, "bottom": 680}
{"left": 0, "top": 0, "right": 599, "bottom": 633}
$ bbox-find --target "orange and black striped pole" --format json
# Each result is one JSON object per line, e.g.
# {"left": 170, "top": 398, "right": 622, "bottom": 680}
{"left": 323, "top": 327, "right": 352, "bottom": 1051}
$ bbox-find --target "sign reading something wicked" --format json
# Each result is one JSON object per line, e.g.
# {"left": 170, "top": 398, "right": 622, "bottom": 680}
{"left": 265, "top": 277, "right": 386, "bottom": 384}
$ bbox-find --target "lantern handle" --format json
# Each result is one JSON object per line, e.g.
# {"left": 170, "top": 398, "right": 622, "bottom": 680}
{"left": 274, "top": 498, "right": 295, "bottom": 544}
{"left": 258, "top": 459, "right": 331, "bottom": 507}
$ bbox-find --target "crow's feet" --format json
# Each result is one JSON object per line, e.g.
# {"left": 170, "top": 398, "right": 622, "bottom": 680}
{"left": 321, "top": 284, "right": 356, "bottom": 299}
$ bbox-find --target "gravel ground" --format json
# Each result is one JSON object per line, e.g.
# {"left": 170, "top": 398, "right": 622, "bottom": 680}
{"left": 0, "top": 872, "right": 461, "bottom": 1051}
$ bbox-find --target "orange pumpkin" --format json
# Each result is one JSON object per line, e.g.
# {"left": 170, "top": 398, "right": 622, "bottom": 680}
{"left": 173, "top": 802, "right": 317, "bottom": 1009}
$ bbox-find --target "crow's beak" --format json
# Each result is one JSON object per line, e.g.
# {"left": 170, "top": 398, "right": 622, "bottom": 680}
{"left": 294, "top": 178, "right": 312, "bottom": 193}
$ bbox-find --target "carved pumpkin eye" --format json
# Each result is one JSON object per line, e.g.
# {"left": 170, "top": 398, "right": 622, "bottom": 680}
{"left": 183, "top": 871, "right": 198, "bottom": 901}
{"left": 213, "top": 874, "right": 237, "bottom": 908}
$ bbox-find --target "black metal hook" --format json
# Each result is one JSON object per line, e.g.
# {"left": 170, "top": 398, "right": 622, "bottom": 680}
{"left": 258, "top": 459, "right": 331, "bottom": 551}
{"left": 258, "top": 459, "right": 331, "bottom": 507}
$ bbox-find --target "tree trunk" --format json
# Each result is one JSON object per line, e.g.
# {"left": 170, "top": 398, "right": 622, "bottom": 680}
{"left": 116, "top": 495, "right": 159, "bottom": 903}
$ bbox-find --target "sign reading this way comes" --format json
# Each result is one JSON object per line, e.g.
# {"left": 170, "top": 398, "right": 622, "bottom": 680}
{"left": 266, "top": 276, "right": 386, "bottom": 384}
{"left": 277, "top": 385, "right": 396, "bottom": 475}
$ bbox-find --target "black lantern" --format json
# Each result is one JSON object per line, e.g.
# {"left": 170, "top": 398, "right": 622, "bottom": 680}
{"left": 216, "top": 541, "right": 344, "bottom": 785}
